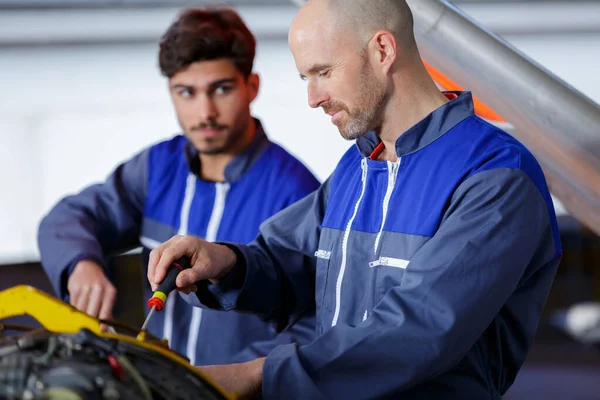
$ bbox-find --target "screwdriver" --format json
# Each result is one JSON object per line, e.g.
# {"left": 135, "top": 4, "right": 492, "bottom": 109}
{"left": 140, "top": 255, "right": 191, "bottom": 331}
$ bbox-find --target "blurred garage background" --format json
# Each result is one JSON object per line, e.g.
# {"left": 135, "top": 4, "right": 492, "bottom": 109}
{"left": 1, "top": 1, "right": 599, "bottom": 398}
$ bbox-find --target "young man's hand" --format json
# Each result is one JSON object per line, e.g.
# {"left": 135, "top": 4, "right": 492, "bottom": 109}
{"left": 147, "top": 235, "right": 238, "bottom": 292}
{"left": 68, "top": 260, "right": 116, "bottom": 321}
{"left": 198, "top": 358, "right": 265, "bottom": 400}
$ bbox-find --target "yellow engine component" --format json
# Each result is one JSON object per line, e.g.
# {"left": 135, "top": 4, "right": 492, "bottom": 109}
{"left": 0, "top": 285, "right": 234, "bottom": 400}
{"left": 0, "top": 285, "right": 105, "bottom": 336}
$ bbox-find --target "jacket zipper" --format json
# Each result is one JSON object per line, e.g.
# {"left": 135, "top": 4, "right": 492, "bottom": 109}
{"left": 369, "top": 257, "right": 409, "bottom": 269}
{"left": 373, "top": 159, "right": 400, "bottom": 255}
{"left": 186, "top": 181, "right": 230, "bottom": 365}
{"left": 332, "top": 158, "right": 368, "bottom": 327}
{"left": 367, "top": 159, "right": 400, "bottom": 322}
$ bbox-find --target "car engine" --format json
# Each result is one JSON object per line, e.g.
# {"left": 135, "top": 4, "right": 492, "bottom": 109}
{"left": 0, "top": 286, "right": 231, "bottom": 400}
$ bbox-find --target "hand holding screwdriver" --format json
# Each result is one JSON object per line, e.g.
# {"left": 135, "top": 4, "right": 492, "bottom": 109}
{"left": 141, "top": 256, "right": 192, "bottom": 331}
{"left": 147, "top": 235, "right": 238, "bottom": 293}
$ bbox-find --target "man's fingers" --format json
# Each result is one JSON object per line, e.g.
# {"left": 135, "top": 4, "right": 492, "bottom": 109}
{"left": 74, "top": 285, "right": 91, "bottom": 312}
{"left": 147, "top": 246, "right": 163, "bottom": 285}
{"left": 153, "top": 237, "right": 191, "bottom": 284}
{"left": 176, "top": 269, "right": 203, "bottom": 289}
{"left": 85, "top": 284, "right": 104, "bottom": 317}
{"left": 151, "top": 242, "right": 180, "bottom": 285}
{"left": 148, "top": 236, "right": 184, "bottom": 283}
{"left": 98, "top": 285, "right": 117, "bottom": 321}
{"left": 68, "top": 287, "right": 80, "bottom": 308}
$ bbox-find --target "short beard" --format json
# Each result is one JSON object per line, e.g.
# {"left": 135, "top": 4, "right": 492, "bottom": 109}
{"left": 338, "top": 60, "right": 388, "bottom": 141}
{"left": 188, "top": 115, "right": 247, "bottom": 155}
{"left": 196, "top": 126, "right": 244, "bottom": 155}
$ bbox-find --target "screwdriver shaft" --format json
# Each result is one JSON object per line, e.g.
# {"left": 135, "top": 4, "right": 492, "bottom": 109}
{"left": 140, "top": 306, "right": 156, "bottom": 331}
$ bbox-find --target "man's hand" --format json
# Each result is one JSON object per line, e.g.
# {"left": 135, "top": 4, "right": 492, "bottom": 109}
{"left": 147, "top": 235, "right": 238, "bottom": 292}
{"left": 198, "top": 358, "right": 265, "bottom": 400}
{"left": 67, "top": 260, "right": 116, "bottom": 321}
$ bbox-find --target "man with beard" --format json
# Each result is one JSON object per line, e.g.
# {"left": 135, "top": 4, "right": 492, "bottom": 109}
{"left": 147, "top": 0, "right": 561, "bottom": 398}
{"left": 37, "top": 6, "right": 319, "bottom": 367}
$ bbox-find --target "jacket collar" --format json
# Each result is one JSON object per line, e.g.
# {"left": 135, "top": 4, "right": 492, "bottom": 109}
{"left": 184, "top": 117, "right": 270, "bottom": 183}
{"left": 356, "top": 91, "right": 475, "bottom": 158}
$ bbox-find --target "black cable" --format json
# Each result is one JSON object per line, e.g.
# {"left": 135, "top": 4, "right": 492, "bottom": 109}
{"left": 0, "top": 324, "right": 36, "bottom": 339}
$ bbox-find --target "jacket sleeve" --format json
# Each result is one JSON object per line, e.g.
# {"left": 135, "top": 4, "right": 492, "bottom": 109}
{"left": 37, "top": 148, "right": 149, "bottom": 299}
{"left": 195, "top": 177, "right": 330, "bottom": 327}
{"left": 228, "top": 168, "right": 322, "bottom": 360}
{"left": 260, "top": 168, "right": 559, "bottom": 398}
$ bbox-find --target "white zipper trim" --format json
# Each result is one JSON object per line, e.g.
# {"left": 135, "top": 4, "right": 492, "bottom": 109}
{"left": 139, "top": 236, "right": 161, "bottom": 250}
{"left": 205, "top": 182, "right": 230, "bottom": 243}
{"left": 177, "top": 174, "right": 197, "bottom": 236}
{"left": 373, "top": 159, "right": 400, "bottom": 255}
{"left": 187, "top": 307, "right": 203, "bottom": 366}
{"left": 332, "top": 158, "right": 368, "bottom": 327}
{"left": 163, "top": 291, "right": 177, "bottom": 346}
{"left": 314, "top": 250, "right": 332, "bottom": 260}
{"left": 186, "top": 181, "right": 230, "bottom": 366}
{"left": 164, "top": 173, "right": 196, "bottom": 354}
{"left": 369, "top": 257, "right": 409, "bottom": 269}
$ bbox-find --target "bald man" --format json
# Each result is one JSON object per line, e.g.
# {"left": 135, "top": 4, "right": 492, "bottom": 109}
{"left": 148, "top": 1, "right": 562, "bottom": 398}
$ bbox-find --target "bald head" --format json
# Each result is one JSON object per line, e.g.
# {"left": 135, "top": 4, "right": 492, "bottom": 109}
{"left": 291, "top": 0, "right": 417, "bottom": 54}
{"left": 289, "top": 0, "right": 436, "bottom": 141}
{"left": 332, "top": 0, "right": 416, "bottom": 50}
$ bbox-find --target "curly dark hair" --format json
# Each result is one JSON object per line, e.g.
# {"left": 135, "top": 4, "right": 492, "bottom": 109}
{"left": 158, "top": 6, "right": 256, "bottom": 78}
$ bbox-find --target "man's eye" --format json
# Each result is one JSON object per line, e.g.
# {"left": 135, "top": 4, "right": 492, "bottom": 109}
{"left": 179, "top": 89, "right": 193, "bottom": 98}
{"left": 318, "top": 70, "right": 330, "bottom": 78}
{"left": 215, "top": 86, "right": 232, "bottom": 95}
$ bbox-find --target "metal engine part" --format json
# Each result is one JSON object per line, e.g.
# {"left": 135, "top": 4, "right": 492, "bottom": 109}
{"left": 0, "top": 329, "right": 229, "bottom": 400}
{"left": 0, "top": 286, "right": 232, "bottom": 400}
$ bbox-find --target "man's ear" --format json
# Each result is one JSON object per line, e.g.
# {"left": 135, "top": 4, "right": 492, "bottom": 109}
{"left": 247, "top": 72, "right": 260, "bottom": 103}
{"left": 369, "top": 30, "right": 397, "bottom": 75}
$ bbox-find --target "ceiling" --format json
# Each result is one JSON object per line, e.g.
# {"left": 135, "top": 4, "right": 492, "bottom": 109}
{"left": 0, "top": 0, "right": 597, "bottom": 46}
{"left": 1, "top": 0, "right": 597, "bottom": 9}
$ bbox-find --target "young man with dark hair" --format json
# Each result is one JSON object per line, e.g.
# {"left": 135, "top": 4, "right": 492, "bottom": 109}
{"left": 38, "top": 6, "right": 319, "bottom": 367}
